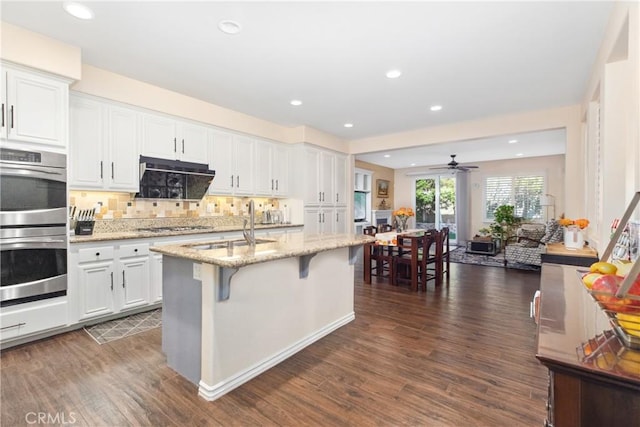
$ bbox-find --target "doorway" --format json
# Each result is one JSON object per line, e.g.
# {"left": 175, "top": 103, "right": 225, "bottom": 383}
{"left": 413, "top": 175, "right": 457, "bottom": 244}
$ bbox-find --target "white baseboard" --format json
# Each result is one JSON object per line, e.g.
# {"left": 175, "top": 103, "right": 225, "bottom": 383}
{"left": 197, "top": 312, "right": 355, "bottom": 401}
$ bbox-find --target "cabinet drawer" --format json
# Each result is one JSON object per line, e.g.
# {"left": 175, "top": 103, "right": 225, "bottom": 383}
{"left": 77, "top": 246, "right": 115, "bottom": 263}
{"left": 1, "top": 298, "right": 68, "bottom": 341}
{"left": 119, "top": 243, "right": 149, "bottom": 258}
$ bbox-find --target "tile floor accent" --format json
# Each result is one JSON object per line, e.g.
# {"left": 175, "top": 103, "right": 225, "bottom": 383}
{"left": 84, "top": 309, "right": 162, "bottom": 344}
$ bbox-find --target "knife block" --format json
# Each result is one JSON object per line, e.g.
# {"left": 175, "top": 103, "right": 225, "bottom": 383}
{"left": 75, "top": 220, "right": 95, "bottom": 236}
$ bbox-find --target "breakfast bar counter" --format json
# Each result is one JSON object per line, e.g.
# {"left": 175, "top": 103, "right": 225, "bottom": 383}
{"left": 152, "top": 232, "right": 373, "bottom": 401}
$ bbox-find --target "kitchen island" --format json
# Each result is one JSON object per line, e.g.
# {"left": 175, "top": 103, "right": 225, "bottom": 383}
{"left": 151, "top": 232, "right": 373, "bottom": 401}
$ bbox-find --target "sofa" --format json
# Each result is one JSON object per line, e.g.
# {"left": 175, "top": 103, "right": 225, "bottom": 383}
{"left": 504, "top": 220, "right": 564, "bottom": 267}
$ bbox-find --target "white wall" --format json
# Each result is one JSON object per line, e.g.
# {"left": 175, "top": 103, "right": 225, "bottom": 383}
{"left": 580, "top": 3, "right": 639, "bottom": 252}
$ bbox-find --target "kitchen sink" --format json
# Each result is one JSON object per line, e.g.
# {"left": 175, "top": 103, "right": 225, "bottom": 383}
{"left": 189, "top": 238, "right": 276, "bottom": 250}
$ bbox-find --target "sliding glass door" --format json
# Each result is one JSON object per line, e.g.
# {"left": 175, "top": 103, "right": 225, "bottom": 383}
{"left": 413, "top": 174, "right": 457, "bottom": 244}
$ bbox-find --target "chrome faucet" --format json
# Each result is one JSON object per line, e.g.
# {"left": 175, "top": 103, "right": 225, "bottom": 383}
{"left": 243, "top": 200, "right": 256, "bottom": 247}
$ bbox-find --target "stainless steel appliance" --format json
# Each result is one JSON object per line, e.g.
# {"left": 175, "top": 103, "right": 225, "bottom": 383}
{"left": 136, "top": 156, "right": 215, "bottom": 200}
{"left": 0, "top": 147, "right": 67, "bottom": 306}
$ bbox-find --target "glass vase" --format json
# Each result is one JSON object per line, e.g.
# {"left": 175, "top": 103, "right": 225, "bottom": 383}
{"left": 397, "top": 216, "right": 408, "bottom": 232}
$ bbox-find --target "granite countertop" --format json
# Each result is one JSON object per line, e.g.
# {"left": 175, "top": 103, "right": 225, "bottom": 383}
{"left": 70, "top": 223, "right": 304, "bottom": 243}
{"left": 150, "top": 232, "right": 374, "bottom": 268}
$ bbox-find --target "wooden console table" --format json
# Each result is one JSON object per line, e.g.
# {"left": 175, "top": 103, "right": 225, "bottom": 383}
{"left": 541, "top": 242, "right": 599, "bottom": 267}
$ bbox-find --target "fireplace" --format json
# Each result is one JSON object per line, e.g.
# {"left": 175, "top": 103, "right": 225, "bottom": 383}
{"left": 372, "top": 210, "right": 393, "bottom": 227}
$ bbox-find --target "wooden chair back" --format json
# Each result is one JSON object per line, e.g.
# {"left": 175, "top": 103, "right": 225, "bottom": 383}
{"left": 379, "top": 224, "right": 393, "bottom": 232}
{"left": 363, "top": 225, "right": 378, "bottom": 236}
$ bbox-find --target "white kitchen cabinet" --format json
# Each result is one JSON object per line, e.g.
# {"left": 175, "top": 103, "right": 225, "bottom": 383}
{"left": 118, "top": 243, "right": 150, "bottom": 310}
{"left": 0, "top": 63, "right": 69, "bottom": 147}
{"left": 71, "top": 242, "right": 152, "bottom": 322}
{"left": 301, "top": 146, "right": 347, "bottom": 206}
{"left": 0, "top": 297, "right": 68, "bottom": 343}
{"left": 304, "top": 207, "right": 338, "bottom": 234}
{"left": 107, "top": 105, "right": 139, "bottom": 190}
{"left": 75, "top": 247, "right": 117, "bottom": 320}
{"left": 149, "top": 252, "right": 163, "bottom": 303}
{"left": 334, "top": 207, "right": 348, "bottom": 233}
{"left": 254, "top": 139, "right": 290, "bottom": 197}
{"left": 208, "top": 131, "right": 254, "bottom": 195}
{"left": 69, "top": 95, "right": 139, "bottom": 191}
{"left": 334, "top": 153, "right": 348, "bottom": 206}
{"left": 141, "top": 113, "right": 209, "bottom": 164}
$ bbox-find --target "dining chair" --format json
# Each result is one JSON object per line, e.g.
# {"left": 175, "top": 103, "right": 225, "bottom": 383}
{"left": 433, "top": 227, "right": 451, "bottom": 284}
{"left": 363, "top": 225, "right": 377, "bottom": 236}
{"left": 379, "top": 223, "right": 393, "bottom": 232}
{"left": 440, "top": 227, "right": 451, "bottom": 280}
{"left": 393, "top": 230, "right": 438, "bottom": 291}
{"left": 363, "top": 226, "right": 394, "bottom": 283}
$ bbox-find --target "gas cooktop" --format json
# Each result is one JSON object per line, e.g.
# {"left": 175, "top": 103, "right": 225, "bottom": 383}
{"left": 136, "top": 225, "right": 213, "bottom": 233}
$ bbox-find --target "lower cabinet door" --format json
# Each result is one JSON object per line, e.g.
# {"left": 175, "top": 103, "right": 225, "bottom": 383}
{"left": 78, "top": 261, "right": 116, "bottom": 320}
{"left": 150, "top": 253, "right": 163, "bottom": 303}
{"left": 119, "top": 257, "right": 150, "bottom": 310}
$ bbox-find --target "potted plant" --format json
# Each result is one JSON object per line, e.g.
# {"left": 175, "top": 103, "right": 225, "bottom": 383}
{"left": 489, "top": 205, "right": 522, "bottom": 244}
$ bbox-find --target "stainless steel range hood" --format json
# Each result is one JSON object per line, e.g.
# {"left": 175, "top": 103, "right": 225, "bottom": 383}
{"left": 136, "top": 156, "right": 215, "bottom": 200}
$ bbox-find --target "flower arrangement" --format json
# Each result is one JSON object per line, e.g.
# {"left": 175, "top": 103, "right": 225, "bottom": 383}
{"left": 559, "top": 217, "right": 589, "bottom": 249}
{"left": 393, "top": 207, "right": 414, "bottom": 232}
{"left": 559, "top": 217, "right": 590, "bottom": 229}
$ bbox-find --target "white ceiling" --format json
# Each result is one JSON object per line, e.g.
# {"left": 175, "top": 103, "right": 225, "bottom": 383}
{"left": 356, "top": 128, "right": 567, "bottom": 170}
{"left": 1, "top": 1, "right": 611, "bottom": 169}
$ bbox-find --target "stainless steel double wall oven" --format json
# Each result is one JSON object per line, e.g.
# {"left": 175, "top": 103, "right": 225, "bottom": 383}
{"left": 0, "top": 147, "right": 67, "bottom": 306}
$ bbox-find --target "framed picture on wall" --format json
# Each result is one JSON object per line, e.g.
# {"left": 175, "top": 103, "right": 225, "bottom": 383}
{"left": 376, "top": 179, "right": 389, "bottom": 197}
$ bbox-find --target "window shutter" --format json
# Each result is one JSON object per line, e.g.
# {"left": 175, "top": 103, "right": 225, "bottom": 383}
{"left": 485, "top": 176, "right": 512, "bottom": 220}
{"left": 485, "top": 175, "right": 545, "bottom": 220}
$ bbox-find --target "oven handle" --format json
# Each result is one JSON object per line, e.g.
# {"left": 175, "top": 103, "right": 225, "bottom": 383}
{"left": 0, "top": 163, "right": 66, "bottom": 182}
{"left": 0, "top": 237, "right": 67, "bottom": 250}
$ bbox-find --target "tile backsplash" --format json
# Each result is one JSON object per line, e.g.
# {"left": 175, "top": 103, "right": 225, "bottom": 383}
{"left": 69, "top": 191, "right": 284, "bottom": 220}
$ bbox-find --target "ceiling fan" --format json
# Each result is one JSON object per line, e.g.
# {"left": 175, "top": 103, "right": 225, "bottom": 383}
{"left": 429, "top": 154, "right": 479, "bottom": 172}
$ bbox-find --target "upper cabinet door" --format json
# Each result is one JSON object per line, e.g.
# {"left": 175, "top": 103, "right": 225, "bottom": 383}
{"left": 4, "top": 68, "right": 68, "bottom": 147}
{"left": 177, "top": 121, "right": 209, "bottom": 164}
{"left": 232, "top": 135, "right": 254, "bottom": 195}
{"left": 107, "top": 105, "right": 139, "bottom": 191}
{"left": 334, "top": 154, "right": 348, "bottom": 206}
{"left": 209, "top": 131, "right": 234, "bottom": 194}
{"left": 272, "top": 143, "right": 289, "bottom": 197}
{"left": 141, "top": 113, "right": 177, "bottom": 160}
{"left": 253, "top": 140, "right": 273, "bottom": 196}
{"left": 319, "top": 151, "right": 334, "bottom": 205}
{"left": 69, "top": 96, "right": 104, "bottom": 188}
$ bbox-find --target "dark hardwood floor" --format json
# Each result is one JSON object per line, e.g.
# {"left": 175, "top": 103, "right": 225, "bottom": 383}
{"left": 1, "top": 261, "right": 548, "bottom": 426}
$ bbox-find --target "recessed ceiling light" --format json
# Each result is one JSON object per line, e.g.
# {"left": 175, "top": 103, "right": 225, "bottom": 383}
{"left": 63, "top": 1, "right": 94, "bottom": 20}
{"left": 344, "top": 123, "right": 354, "bottom": 128}
{"left": 509, "top": 139, "right": 518, "bottom": 144}
{"left": 218, "top": 20, "right": 242, "bottom": 35}
{"left": 384, "top": 154, "right": 391, "bottom": 158}
{"left": 386, "top": 69, "right": 402, "bottom": 79}
{"left": 410, "top": 163, "right": 416, "bottom": 166}
{"left": 290, "top": 99, "right": 302, "bottom": 106}
{"left": 516, "top": 153, "right": 524, "bottom": 157}
{"left": 430, "top": 105, "right": 443, "bottom": 112}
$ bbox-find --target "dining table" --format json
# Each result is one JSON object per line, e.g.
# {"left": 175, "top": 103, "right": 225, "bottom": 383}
{"left": 363, "top": 229, "right": 427, "bottom": 291}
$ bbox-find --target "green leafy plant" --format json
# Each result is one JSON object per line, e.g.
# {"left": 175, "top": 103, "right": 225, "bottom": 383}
{"left": 487, "top": 205, "right": 522, "bottom": 243}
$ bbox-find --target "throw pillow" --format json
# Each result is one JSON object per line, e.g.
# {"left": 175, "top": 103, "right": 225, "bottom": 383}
{"left": 518, "top": 227, "right": 546, "bottom": 247}
{"left": 540, "top": 219, "right": 564, "bottom": 244}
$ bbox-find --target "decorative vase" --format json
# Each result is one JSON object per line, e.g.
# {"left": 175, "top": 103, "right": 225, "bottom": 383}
{"left": 397, "top": 216, "right": 408, "bottom": 232}
{"left": 564, "top": 226, "right": 584, "bottom": 250}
